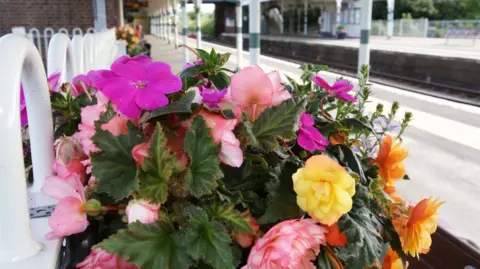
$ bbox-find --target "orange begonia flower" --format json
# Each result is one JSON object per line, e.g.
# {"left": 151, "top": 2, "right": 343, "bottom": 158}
{"left": 376, "top": 135, "right": 408, "bottom": 186}
{"left": 382, "top": 248, "right": 408, "bottom": 269}
{"left": 393, "top": 197, "right": 444, "bottom": 257}
{"left": 324, "top": 222, "right": 347, "bottom": 247}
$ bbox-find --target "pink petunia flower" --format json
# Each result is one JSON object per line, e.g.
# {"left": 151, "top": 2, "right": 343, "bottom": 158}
{"left": 97, "top": 55, "right": 182, "bottom": 119}
{"left": 230, "top": 66, "right": 292, "bottom": 120}
{"left": 297, "top": 113, "right": 329, "bottom": 152}
{"left": 198, "top": 110, "right": 244, "bottom": 167}
{"left": 243, "top": 219, "right": 327, "bottom": 269}
{"left": 76, "top": 248, "right": 138, "bottom": 269}
{"left": 125, "top": 199, "right": 160, "bottom": 224}
{"left": 312, "top": 76, "right": 357, "bottom": 102}
{"left": 41, "top": 174, "right": 88, "bottom": 239}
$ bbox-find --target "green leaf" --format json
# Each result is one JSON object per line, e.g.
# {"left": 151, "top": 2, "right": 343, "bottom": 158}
{"left": 91, "top": 121, "right": 145, "bottom": 200}
{"left": 337, "top": 185, "right": 383, "bottom": 269}
{"left": 378, "top": 217, "right": 407, "bottom": 268}
{"left": 340, "top": 118, "right": 375, "bottom": 133}
{"left": 138, "top": 123, "right": 179, "bottom": 204}
{"left": 316, "top": 249, "right": 336, "bottom": 269}
{"left": 329, "top": 144, "right": 367, "bottom": 185}
{"left": 96, "top": 221, "right": 192, "bottom": 269}
{"left": 204, "top": 203, "right": 253, "bottom": 233}
{"left": 180, "top": 65, "right": 208, "bottom": 78}
{"left": 196, "top": 48, "right": 211, "bottom": 61}
{"left": 251, "top": 98, "right": 307, "bottom": 151}
{"left": 55, "top": 120, "right": 80, "bottom": 138}
{"left": 181, "top": 206, "right": 235, "bottom": 269}
{"left": 210, "top": 72, "right": 230, "bottom": 90}
{"left": 257, "top": 159, "right": 303, "bottom": 224}
{"left": 182, "top": 77, "right": 203, "bottom": 91}
{"left": 144, "top": 91, "right": 195, "bottom": 122}
{"left": 50, "top": 92, "right": 68, "bottom": 110}
{"left": 184, "top": 116, "right": 224, "bottom": 197}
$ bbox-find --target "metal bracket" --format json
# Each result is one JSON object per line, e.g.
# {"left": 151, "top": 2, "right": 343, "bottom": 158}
{"left": 29, "top": 205, "right": 55, "bottom": 219}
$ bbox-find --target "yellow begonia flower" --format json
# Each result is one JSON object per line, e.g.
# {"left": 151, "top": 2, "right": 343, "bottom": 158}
{"left": 292, "top": 155, "right": 356, "bottom": 225}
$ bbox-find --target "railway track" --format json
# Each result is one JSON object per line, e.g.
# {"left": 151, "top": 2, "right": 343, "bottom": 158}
{"left": 205, "top": 38, "right": 480, "bottom": 107}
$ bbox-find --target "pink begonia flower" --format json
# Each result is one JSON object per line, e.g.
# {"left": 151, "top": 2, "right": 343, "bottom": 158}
{"left": 132, "top": 142, "right": 149, "bottom": 167}
{"left": 53, "top": 137, "right": 87, "bottom": 184}
{"left": 126, "top": 199, "right": 160, "bottom": 224}
{"left": 312, "top": 76, "right": 357, "bottom": 103}
{"left": 101, "top": 115, "right": 129, "bottom": 136}
{"left": 97, "top": 55, "right": 182, "bottom": 119}
{"left": 230, "top": 66, "right": 291, "bottom": 120}
{"left": 41, "top": 174, "right": 88, "bottom": 239}
{"left": 77, "top": 248, "right": 138, "bottom": 269}
{"left": 198, "top": 110, "right": 244, "bottom": 167}
{"left": 297, "top": 113, "right": 329, "bottom": 152}
{"left": 243, "top": 219, "right": 327, "bottom": 269}
{"left": 76, "top": 102, "right": 107, "bottom": 156}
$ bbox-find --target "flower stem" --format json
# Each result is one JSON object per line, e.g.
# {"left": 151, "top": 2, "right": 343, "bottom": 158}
{"left": 319, "top": 95, "right": 334, "bottom": 121}
{"left": 103, "top": 206, "right": 126, "bottom": 211}
{"left": 183, "top": 44, "right": 200, "bottom": 59}
{"left": 282, "top": 140, "right": 295, "bottom": 156}
{"left": 324, "top": 245, "right": 344, "bottom": 269}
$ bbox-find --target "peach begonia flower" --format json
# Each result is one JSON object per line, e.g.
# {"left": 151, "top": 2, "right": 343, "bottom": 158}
{"left": 242, "top": 219, "right": 326, "bottom": 269}
{"left": 235, "top": 211, "right": 260, "bottom": 248}
{"left": 376, "top": 135, "right": 408, "bottom": 186}
{"left": 293, "top": 155, "right": 356, "bottom": 226}
{"left": 393, "top": 197, "right": 444, "bottom": 257}
{"left": 230, "top": 66, "right": 292, "bottom": 120}
{"left": 101, "top": 114, "right": 129, "bottom": 136}
{"left": 132, "top": 142, "right": 149, "bottom": 167}
{"left": 53, "top": 136, "right": 87, "bottom": 185}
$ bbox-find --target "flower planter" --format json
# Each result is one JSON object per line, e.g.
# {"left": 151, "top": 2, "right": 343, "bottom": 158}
{"left": 337, "top": 32, "right": 347, "bottom": 39}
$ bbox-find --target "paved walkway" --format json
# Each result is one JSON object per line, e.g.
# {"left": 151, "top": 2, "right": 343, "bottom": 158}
{"left": 223, "top": 33, "right": 480, "bottom": 60}
{"left": 146, "top": 36, "right": 185, "bottom": 73}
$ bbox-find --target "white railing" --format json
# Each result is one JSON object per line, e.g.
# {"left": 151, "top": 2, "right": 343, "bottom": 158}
{"left": 15, "top": 27, "right": 97, "bottom": 64}
{"left": 0, "top": 28, "right": 125, "bottom": 269}
{"left": 371, "top": 18, "right": 429, "bottom": 37}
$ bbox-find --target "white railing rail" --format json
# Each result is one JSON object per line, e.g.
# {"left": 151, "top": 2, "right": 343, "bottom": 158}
{"left": 0, "top": 28, "right": 124, "bottom": 269}
{"left": 0, "top": 33, "right": 54, "bottom": 264}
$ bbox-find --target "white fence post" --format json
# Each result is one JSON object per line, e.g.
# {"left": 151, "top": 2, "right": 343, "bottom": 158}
{"left": 0, "top": 34, "right": 54, "bottom": 264}
{"left": 47, "top": 33, "right": 77, "bottom": 85}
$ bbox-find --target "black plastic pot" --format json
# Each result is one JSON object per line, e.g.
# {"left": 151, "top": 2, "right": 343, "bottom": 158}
{"left": 337, "top": 32, "right": 347, "bottom": 39}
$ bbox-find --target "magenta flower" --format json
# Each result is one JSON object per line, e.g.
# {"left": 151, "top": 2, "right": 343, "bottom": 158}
{"left": 71, "top": 74, "right": 92, "bottom": 96}
{"left": 48, "top": 72, "right": 61, "bottom": 91}
{"left": 199, "top": 85, "right": 227, "bottom": 108}
{"left": 20, "top": 87, "right": 28, "bottom": 126}
{"left": 297, "top": 113, "right": 329, "bottom": 152}
{"left": 97, "top": 55, "right": 182, "bottom": 119}
{"left": 183, "top": 60, "right": 204, "bottom": 71}
{"left": 312, "top": 76, "right": 357, "bottom": 102}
